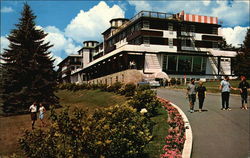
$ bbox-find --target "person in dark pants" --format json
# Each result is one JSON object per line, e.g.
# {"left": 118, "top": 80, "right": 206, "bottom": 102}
{"left": 220, "top": 76, "right": 234, "bottom": 111}
{"left": 196, "top": 81, "right": 207, "bottom": 112}
{"left": 186, "top": 78, "right": 196, "bottom": 113}
{"left": 238, "top": 76, "right": 249, "bottom": 110}
{"left": 29, "top": 102, "right": 37, "bottom": 129}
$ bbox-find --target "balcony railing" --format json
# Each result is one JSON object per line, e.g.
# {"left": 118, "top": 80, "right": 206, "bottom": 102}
{"left": 110, "top": 11, "right": 173, "bottom": 38}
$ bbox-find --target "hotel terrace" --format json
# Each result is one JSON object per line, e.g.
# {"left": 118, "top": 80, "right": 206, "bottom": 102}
{"left": 57, "top": 10, "right": 236, "bottom": 85}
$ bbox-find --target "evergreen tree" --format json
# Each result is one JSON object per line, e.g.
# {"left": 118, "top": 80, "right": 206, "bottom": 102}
{"left": 233, "top": 28, "right": 250, "bottom": 77}
{"left": 1, "top": 3, "right": 58, "bottom": 113}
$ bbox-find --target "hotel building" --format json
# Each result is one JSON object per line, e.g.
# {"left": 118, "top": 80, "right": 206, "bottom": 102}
{"left": 57, "top": 11, "right": 236, "bottom": 84}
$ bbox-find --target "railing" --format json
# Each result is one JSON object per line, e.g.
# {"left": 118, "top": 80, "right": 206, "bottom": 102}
{"left": 110, "top": 11, "right": 173, "bottom": 39}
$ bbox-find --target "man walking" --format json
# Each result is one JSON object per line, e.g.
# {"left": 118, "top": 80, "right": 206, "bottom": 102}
{"left": 29, "top": 102, "right": 37, "bottom": 129}
{"left": 186, "top": 78, "right": 196, "bottom": 113}
{"left": 238, "top": 76, "right": 249, "bottom": 110}
{"left": 220, "top": 76, "right": 233, "bottom": 111}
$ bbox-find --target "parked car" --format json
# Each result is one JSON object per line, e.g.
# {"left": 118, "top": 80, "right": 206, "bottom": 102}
{"left": 148, "top": 80, "right": 161, "bottom": 88}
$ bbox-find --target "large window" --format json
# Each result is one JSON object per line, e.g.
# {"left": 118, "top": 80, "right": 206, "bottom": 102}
{"left": 167, "top": 55, "right": 177, "bottom": 71}
{"left": 178, "top": 56, "right": 192, "bottom": 72}
{"left": 163, "top": 55, "right": 207, "bottom": 74}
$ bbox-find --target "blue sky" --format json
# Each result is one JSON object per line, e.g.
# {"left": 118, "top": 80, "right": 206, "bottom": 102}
{"left": 1, "top": 0, "right": 249, "bottom": 66}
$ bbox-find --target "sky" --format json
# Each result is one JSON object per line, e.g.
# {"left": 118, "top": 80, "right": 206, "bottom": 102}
{"left": 1, "top": 0, "right": 249, "bottom": 67}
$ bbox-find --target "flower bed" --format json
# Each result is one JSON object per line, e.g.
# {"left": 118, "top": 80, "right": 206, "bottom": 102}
{"left": 158, "top": 97, "right": 186, "bottom": 158}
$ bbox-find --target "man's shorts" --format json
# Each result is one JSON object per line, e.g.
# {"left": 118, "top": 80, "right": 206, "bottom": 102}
{"left": 188, "top": 94, "right": 196, "bottom": 104}
{"left": 31, "top": 112, "right": 37, "bottom": 121}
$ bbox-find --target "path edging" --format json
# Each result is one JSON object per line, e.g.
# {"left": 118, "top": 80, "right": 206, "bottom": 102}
{"left": 170, "top": 102, "right": 193, "bottom": 158}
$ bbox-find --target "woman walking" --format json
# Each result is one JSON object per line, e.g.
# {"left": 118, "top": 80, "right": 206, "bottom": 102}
{"left": 196, "top": 81, "right": 207, "bottom": 112}
{"left": 39, "top": 103, "right": 46, "bottom": 127}
{"left": 186, "top": 78, "right": 196, "bottom": 113}
{"left": 238, "top": 76, "right": 249, "bottom": 110}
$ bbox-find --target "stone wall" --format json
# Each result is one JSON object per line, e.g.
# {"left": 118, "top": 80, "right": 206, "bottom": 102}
{"left": 88, "top": 69, "right": 144, "bottom": 85}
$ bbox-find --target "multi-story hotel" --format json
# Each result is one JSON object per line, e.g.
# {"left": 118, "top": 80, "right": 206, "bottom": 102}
{"left": 57, "top": 10, "right": 236, "bottom": 84}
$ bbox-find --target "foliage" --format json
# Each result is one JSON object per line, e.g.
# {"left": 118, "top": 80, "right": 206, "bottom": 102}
{"left": 1, "top": 3, "right": 58, "bottom": 113}
{"left": 19, "top": 104, "right": 152, "bottom": 158}
{"left": 170, "top": 78, "right": 176, "bottom": 85}
{"left": 128, "top": 90, "right": 161, "bottom": 117}
{"left": 137, "top": 84, "right": 151, "bottom": 91}
{"left": 233, "top": 28, "right": 250, "bottom": 78}
{"left": 123, "top": 83, "right": 136, "bottom": 97}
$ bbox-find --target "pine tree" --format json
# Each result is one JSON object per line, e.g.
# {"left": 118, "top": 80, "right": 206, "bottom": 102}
{"left": 233, "top": 28, "right": 250, "bottom": 78}
{"left": 1, "top": 3, "right": 58, "bottom": 113}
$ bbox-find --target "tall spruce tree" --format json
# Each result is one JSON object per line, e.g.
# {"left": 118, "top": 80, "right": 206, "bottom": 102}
{"left": 1, "top": 3, "right": 58, "bottom": 113}
{"left": 233, "top": 28, "right": 250, "bottom": 77}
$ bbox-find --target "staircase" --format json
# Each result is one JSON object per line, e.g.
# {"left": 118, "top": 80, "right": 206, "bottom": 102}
{"left": 189, "top": 36, "right": 225, "bottom": 75}
{"left": 207, "top": 50, "right": 225, "bottom": 75}
{"left": 144, "top": 54, "right": 161, "bottom": 73}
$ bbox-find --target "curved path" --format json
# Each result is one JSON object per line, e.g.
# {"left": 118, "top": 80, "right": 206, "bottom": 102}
{"left": 157, "top": 88, "right": 249, "bottom": 158}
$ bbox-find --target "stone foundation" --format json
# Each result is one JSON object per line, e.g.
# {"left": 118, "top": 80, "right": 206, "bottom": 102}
{"left": 88, "top": 69, "right": 144, "bottom": 85}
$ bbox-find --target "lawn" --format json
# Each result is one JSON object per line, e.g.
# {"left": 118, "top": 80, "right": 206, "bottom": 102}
{"left": 168, "top": 80, "right": 250, "bottom": 95}
{"left": 0, "top": 89, "right": 126, "bottom": 157}
{"left": 143, "top": 106, "right": 169, "bottom": 158}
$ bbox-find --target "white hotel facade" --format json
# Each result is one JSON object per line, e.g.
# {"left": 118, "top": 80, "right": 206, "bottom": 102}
{"left": 57, "top": 11, "right": 236, "bottom": 84}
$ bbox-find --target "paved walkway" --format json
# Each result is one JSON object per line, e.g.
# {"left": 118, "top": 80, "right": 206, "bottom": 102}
{"left": 157, "top": 88, "right": 249, "bottom": 158}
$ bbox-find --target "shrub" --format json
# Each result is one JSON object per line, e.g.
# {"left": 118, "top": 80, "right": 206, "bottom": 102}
{"left": 137, "top": 84, "right": 151, "bottom": 91}
{"left": 170, "top": 78, "right": 176, "bottom": 85}
{"left": 124, "top": 83, "right": 136, "bottom": 97}
{"left": 176, "top": 79, "right": 181, "bottom": 85}
{"left": 128, "top": 90, "right": 161, "bottom": 117}
{"left": 19, "top": 105, "right": 152, "bottom": 158}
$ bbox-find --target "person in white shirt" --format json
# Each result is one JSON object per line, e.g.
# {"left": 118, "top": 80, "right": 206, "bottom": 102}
{"left": 39, "top": 103, "right": 46, "bottom": 127}
{"left": 29, "top": 102, "right": 37, "bottom": 129}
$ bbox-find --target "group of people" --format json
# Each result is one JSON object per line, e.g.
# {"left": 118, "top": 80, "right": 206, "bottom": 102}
{"left": 186, "top": 76, "right": 249, "bottom": 113}
{"left": 29, "top": 102, "right": 46, "bottom": 129}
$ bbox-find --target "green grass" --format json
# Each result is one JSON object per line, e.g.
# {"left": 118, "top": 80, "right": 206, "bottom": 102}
{"left": 56, "top": 89, "right": 127, "bottom": 112}
{"left": 143, "top": 106, "right": 169, "bottom": 158}
{"left": 169, "top": 80, "right": 250, "bottom": 95}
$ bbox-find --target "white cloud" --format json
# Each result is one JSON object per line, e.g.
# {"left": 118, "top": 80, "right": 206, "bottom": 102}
{"left": 65, "top": 1, "right": 125, "bottom": 43}
{"left": 35, "top": 25, "right": 81, "bottom": 67}
{"left": 0, "top": 6, "right": 14, "bottom": 13}
{"left": 203, "top": 0, "right": 211, "bottom": 6}
{"left": 128, "top": 1, "right": 152, "bottom": 13}
{"left": 221, "top": 26, "right": 249, "bottom": 47}
{"left": 0, "top": 36, "right": 9, "bottom": 54}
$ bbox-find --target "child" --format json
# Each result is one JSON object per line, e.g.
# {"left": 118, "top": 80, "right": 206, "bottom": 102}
{"left": 238, "top": 76, "right": 249, "bottom": 110}
{"left": 196, "top": 81, "right": 207, "bottom": 112}
{"left": 39, "top": 103, "right": 46, "bottom": 127}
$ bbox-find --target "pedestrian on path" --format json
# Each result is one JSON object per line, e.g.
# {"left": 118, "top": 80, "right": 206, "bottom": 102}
{"left": 29, "top": 102, "right": 37, "bottom": 129}
{"left": 186, "top": 78, "right": 196, "bottom": 113}
{"left": 196, "top": 81, "right": 207, "bottom": 112}
{"left": 238, "top": 76, "right": 249, "bottom": 110}
{"left": 39, "top": 103, "right": 46, "bottom": 127}
{"left": 220, "top": 76, "right": 234, "bottom": 111}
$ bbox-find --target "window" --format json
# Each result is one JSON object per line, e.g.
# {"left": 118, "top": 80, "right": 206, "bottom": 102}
{"left": 212, "top": 27, "right": 218, "bottom": 34}
{"left": 181, "top": 39, "right": 186, "bottom": 46}
{"left": 143, "top": 37, "right": 150, "bottom": 44}
{"left": 168, "top": 38, "right": 173, "bottom": 48}
{"left": 178, "top": 56, "right": 192, "bottom": 72}
{"left": 192, "top": 56, "right": 202, "bottom": 72}
{"left": 212, "top": 42, "right": 218, "bottom": 48}
{"left": 168, "top": 23, "right": 173, "bottom": 31}
{"left": 143, "top": 20, "right": 149, "bottom": 29}
{"left": 167, "top": 55, "right": 177, "bottom": 71}
{"left": 190, "top": 25, "right": 195, "bottom": 32}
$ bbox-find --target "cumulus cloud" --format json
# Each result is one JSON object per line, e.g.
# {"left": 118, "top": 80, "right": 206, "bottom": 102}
{"left": 203, "top": 0, "right": 211, "bottom": 6}
{"left": 0, "top": 36, "right": 9, "bottom": 54}
{"left": 1, "top": 6, "right": 14, "bottom": 13}
{"left": 65, "top": 1, "right": 125, "bottom": 43}
{"left": 128, "top": 1, "right": 152, "bottom": 13}
{"left": 221, "top": 26, "right": 248, "bottom": 47}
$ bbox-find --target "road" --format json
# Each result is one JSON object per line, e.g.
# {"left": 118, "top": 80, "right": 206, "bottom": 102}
{"left": 157, "top": 88, "right": 249, "bottom": 158}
